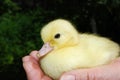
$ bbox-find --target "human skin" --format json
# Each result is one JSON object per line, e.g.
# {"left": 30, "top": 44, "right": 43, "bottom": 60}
{"left": 22, "top": 51, "right": 120, "bottom": 80}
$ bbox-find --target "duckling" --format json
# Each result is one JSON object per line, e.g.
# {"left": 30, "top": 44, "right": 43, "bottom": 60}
{"left": 37, "top": 19, "right": 120, "bottom": 80}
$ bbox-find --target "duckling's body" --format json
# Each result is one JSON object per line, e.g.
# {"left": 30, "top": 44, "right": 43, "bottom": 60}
{"left": 38, "top": 19, "right": 120, "bottom": 79}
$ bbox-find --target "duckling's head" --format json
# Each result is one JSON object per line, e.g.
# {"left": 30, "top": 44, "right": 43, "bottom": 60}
{"left": 38, "top": 19, "right": 79, "bottom": 57}
{"left": 41, "top": 19, "right": 79, "bottom": 49}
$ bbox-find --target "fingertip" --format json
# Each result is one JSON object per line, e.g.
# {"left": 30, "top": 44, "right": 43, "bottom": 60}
{"left": 60, "top": 70, "right": 77, "bottom": 80}
{"left": 60, "top": 74, "right": 75, "bottom": 80}
{"left": 30, "top": 50, "right": 39, "bottom": 61}
{"left": 30, "top": 50, "right": 38, "bottom": 54}
{"left": 22, "top": 56, "right": 31, "bottom": 62}
{"left": 41, "top": 76, "right": 52, "bottom": 80}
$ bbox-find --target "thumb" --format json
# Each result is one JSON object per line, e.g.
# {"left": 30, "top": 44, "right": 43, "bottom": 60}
{"left": 60, "top": 63, "right": 120, "bottom": 80}
{"left": 60, "top": 69, "right": 94, "bottom": 80}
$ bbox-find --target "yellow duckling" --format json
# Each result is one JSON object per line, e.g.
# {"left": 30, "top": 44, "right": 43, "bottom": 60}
{"left": 37, "top": 19, "right": 120, "bottom": 80}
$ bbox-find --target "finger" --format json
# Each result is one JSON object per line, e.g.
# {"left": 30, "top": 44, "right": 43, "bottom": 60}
{"left": 60, "top": 69, "right": 92, "bottom": 80}
{"left": 41, "top": 76, "right": 52, "bottom": 80}
{"left": 60, "top": 64, "right": 120, "bottom": 80}
{"left": 60, "top": 57, "right": 120, "bottom": 80}
{"left": 60, "top": 68, "right": 103, "bottom": 80}
{"left": 110, "top": 57, "right": 120, "bottom": 65}
{"left": 29, "top": 50, "right": 39, "bottom": 61}
{"left": 22, "top": 56, "right": 44, "bottom": 80}
{"left": 22, "top": 55, "right": 39, "bottom": 66}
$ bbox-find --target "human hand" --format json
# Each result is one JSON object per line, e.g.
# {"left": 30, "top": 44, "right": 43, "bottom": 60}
{"left": 22, "top": 51, "right": 52, "bottom": 80}
{"left": 22, "top": 51, "right": 120, "bottom": 80}
{"left": 60, "top": 57, "right": 120, "bottom": 80}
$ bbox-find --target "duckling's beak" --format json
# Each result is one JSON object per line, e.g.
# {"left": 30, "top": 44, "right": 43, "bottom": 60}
{"left": 37, "top": 42, "right": 54, "bottom": 58}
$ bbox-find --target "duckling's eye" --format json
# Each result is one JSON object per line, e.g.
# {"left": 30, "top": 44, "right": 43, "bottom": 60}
{"left": 54, "top": 33, "right": 60, "bottom": 39}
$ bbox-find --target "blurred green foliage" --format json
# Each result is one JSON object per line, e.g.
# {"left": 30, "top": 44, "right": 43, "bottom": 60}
{"left": 98, "top": 0, "right": 120, "bottom": 7}
{"left": 0, "top": 0, "right": 119, "bottom": 79}
{"left": 0, "top": 12, "right": 38, "bottom": 65}
{"left": 0, "top": 8, "right": 48, "bottom": 79}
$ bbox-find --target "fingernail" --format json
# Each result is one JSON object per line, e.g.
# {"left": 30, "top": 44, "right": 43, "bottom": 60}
{"left": 60, "top": 75, "right": 75, "bottom": 80}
